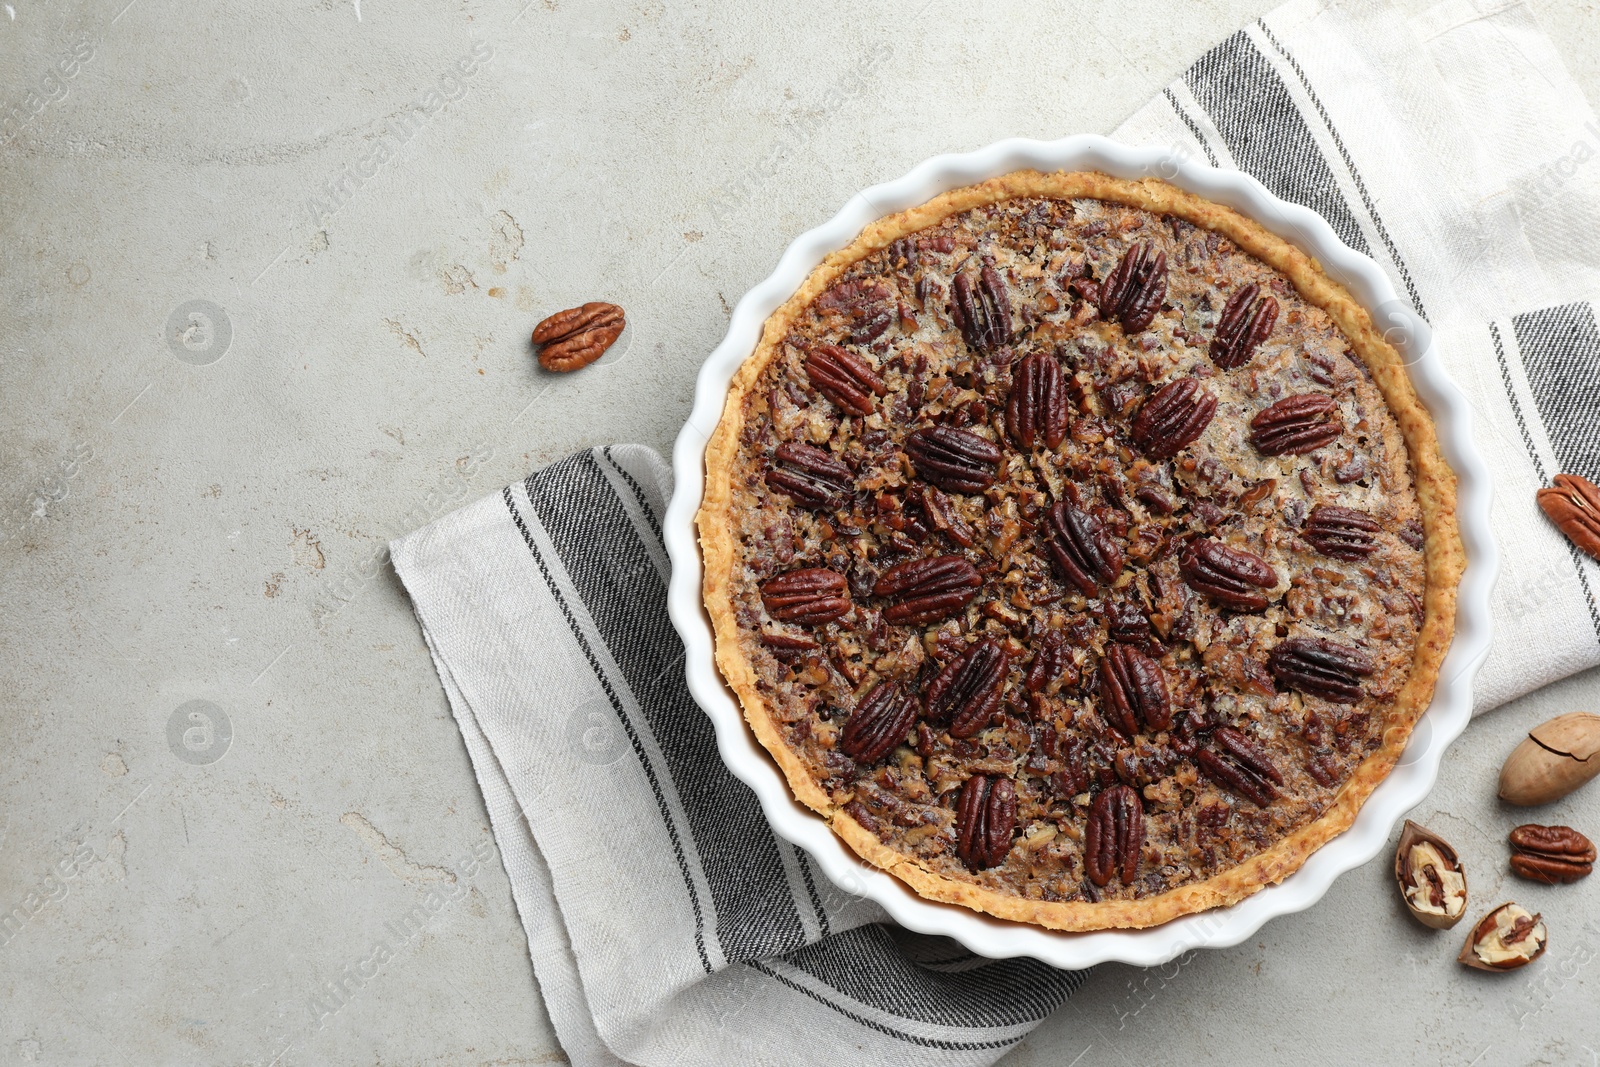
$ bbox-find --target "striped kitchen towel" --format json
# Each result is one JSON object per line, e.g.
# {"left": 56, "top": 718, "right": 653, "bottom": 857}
{"left": 391, "top": 1, "right": 1600, "bottom": 1064}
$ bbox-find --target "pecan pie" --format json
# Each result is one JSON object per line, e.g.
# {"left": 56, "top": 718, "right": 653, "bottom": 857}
{"left": 698, "top": 172, "right": 1461, "bottom": 931}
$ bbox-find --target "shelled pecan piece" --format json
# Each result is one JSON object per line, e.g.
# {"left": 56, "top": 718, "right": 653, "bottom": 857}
{"left": 1006, "top": 349, "right": 1068, "bottom": 451}
{"left": 1249, "top": 394, "right": 1343, "bottom": 456}
{"left": 906, "top": 425, "right": 1002, "bottom": 494}
{"left": 1268, "top": 636, "right": 1374, "bottom": 703}
{"left": 915, "top": 485, "right": 977, "bottom": 548}
{"left": 1210, "top": 283, "right": 1279, "bottom": 370}
{"left": 1098, "top": 242, "right": 1167, "bottom": 333}
{"left": 1537, "top": 473, "right": 1600, "bottom": 561}
{"left": 765, "top": 442, "right": 853, "bottom": 510}
{"left": 1179, "top": 539, "right": 1277, "bottom": 612}
{"left": 925, "top": 638, "right": 1008, "bottom": 739}
{"left": 1043, "top": 500, "right": 1123, "bottom": 598}
{"left": 1508, "top": 824, "right": 1595, "bottom": 884}
{"left": 804, "top": 343, "right": 886, "bottom": 415}
{"left": 532, "top": 302, "right": 626, "bottom": 372}
{"left": 839, "top": 681, "right": 917, "bottom": 764}
{"left": 1197, "top": 726, "right": 1283, "bottom": 807}
{"left": 955, "top": 774, "right": 1017, "bottom": 872}
{"left": 1025, "top": 630, "right": 1070, "bottom": 693}
{"left": 1302, "top": 505, "right": 1382, "bottom": 560}
{"left": 759, "top": 568, "right": 852, "bottom": 625}
{"left": 873, "top": 555, "right": 983, "bottom": 624}
{"left": 1085, "top": 784, "right": 1144, "bottom": 886}
{"left": 1131, "top": 378, "right": 1217, "bottom": 459}
{"left": 1099, "top": 642, "right": 1172, "bottom": 736}
{"left": 949, "top": 264, "right": 1013, "bottom": 354}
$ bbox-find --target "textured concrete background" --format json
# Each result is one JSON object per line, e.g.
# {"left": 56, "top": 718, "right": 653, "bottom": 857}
{"left": 3, "top": 1, "right": 1600, "bottom": 1064}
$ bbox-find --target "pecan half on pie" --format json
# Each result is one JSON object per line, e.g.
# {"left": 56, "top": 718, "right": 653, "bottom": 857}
{"left": 698, "top": 172, "right": 1462, "bottom": 931}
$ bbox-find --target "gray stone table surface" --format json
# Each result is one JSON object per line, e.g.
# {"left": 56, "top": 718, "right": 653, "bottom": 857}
{"left": 4, "top": 1, "right": 1600, "bottom": 1064}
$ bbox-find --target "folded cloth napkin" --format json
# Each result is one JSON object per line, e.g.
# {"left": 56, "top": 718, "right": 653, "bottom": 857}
{"left": 391, "top": 2, "right": 1600, "bottom": 1063}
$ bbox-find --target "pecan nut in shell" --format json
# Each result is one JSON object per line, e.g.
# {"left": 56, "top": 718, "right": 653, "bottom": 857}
{"left": 1085, "top": 784, "right": 1144, "bottom": 886}
{"left": 839, "top": 681, "right": 917, "bottom": 764}
{"left": 906, "top": 425, "right": 1002, "bottom": 494}
{"left": 1537, "top": 473, "right": 1600, "bottom": 561}
{"left": 1508, "top": 824, "right": 1595, "bottom": 884}
{"left": 873, "top": 555, "right": 983, "bottom": 625}
{"left": 1179, "top": 539, "right": 1277, "bottom": 612}
{"left": 925, "top": 638, "right": 1008, "bottom": 739}
{"left": 532, "top": 302, "right": 625, "bottom": 372}
{"left": 1131, "top": 378, "right": 1217, "bottom": 459}
{"left": 759, "top": 568, "right": 851, "bottom": 625}
{"left": 1249, "top": 394, "right": 1343, "bottom": 456}
{"left": 955, "top": 775, "right": 1017, "bottom": 872}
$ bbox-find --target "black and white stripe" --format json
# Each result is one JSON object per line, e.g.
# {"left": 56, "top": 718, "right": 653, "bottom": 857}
{"left": 506, "top": 449, "right": 1085, "bottom": 1049}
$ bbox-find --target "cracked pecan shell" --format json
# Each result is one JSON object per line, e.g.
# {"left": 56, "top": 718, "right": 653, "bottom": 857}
{"left": 765, "top": 442, "right": 853, "bottom": 510}
{"left": 1044, "top": 500, "right": 1123, "bottom": 597}
{"left": 1268, "top": 636, "right": 1374, "bottom": 703}
{"left": 1197, "top": 726, "right": 1284, "bottom": 807}
{"left": 1085, "top": 784, "right": 1144, "bottom": 886}
{"left": 1210, "top": 283, "right": 1279, "bottom": 370}
{"left": 955, "top": 774, "right": 1017, "bottom": 872}
{"left": 1098, "top": 241, "right": 1167, "bottom": 333}
{"left": 1509, "top": 824, "right": 1595, "bottom": 884}
{"left": 925, "top": 638, "right": 1008, "bottom": 739}
{"left": 1007, "top": 349, "right": 1068, "bottom": 451}
{"left": 1179, "top": 539, "right": 1277, "bottom": 612}
{"left": 1249, "top": 394, "right": 1342, "bottom": 456}
{"left": 1131, "top": 377, "right": 1217, "bottom": 459}
{"left": 532, "top": 302, "right": 626, "bottom": 372}
{"left": 804, "top": 343, "right": 887, "bottom": 415}
{"left": 950, "top": 264, "right": 1013, "bottom": 353}
{"left": 873, "top": 555, "right": 982, "bottom": 625}
{"left": 906, "top": 425, "right": 1002, "bottom": 494}
{"left": 759, "top": 568, "right": 851, "bottom": 625}
{"left": 1303, "top": 505, "right": 1382, "bottom": 560}
{"left": 1100, "top": 642, "right": 1172, "bottom": 736}
{"left": 1537, "top": 473, "right": 1600, "bottom": 561}
{"left": 839, "top": 681, "right": 917, "bottom": 764}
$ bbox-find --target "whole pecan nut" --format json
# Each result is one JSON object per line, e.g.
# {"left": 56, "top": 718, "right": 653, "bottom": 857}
{"left": 925, "top": 637, "right": 1008, "bottom": 739}
{"left": 1180, "top": 538, "right": 1277, "bottom": 612}
{"left": 1508, "top": 823, "right": 1596, "bottom": 884}
{"left": 1044, "top": 500, "right": 1124, "bottom": 597}
{"left": 1303, "top": 505, "right": 1382, "bottom": 560}
{"left": 950, "top": 264, "right": 1013, "bottom": 353}
{"left": 1197, "top": 725, "right": 1283, "bottom": 807}
{"left": 1100, "top": 642, "right": 1172, "bottom": 736}
{"left": 532, "top": 302, "right": 625, "bottom": 371}
{"left": 759, "top": 568, "right": 851, "bottom": 625}
{"left": 955, "top": 774, "right": 1017, "bottom": 872}
{"left": 1249, "top": 394, "right": 1343, "bottom": 456}
{"left": 1007, "top": 349, "right": 1068, "bottom": 451}
{"left": 1131, "top": 377, "right": 1217, "bottom": 459}
{"left": 873, "top": 554, "right": 983, "bottom": 625}
{"left": 1098, "top": 242, "right": 1168, "bottom": 333}
{"left": 1210, "top": 283, "right": 1279, "bottom": 370}
{"left": 1537, "top": 473, "right": 1600, "bottom": 561}
{"left": 906, "top": 425, "right": 1002, "bottom": 494}
{"left": 804, "top": 343, "right": 887, "bottom": 415}
{"left": 1268, "top": 636, "right": 1374, "bottom": 703}
{"left": 766, "top": 442, "right": 853, "bottom": 510}
{"left": 1085, "top": 783, "right": 1144, "bottom": 886}
{"left": 839, "top": 681, "right": 917, "bottom": 764}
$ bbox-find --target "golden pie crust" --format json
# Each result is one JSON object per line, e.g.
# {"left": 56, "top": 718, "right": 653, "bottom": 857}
{"left": 698, "top": 171, "right": 1461, "bottom": 931}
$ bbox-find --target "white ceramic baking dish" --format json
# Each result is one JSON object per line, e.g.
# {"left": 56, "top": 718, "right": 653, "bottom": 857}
{"left": 662, "top": 135, "right": 1496, "bottom": 968}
